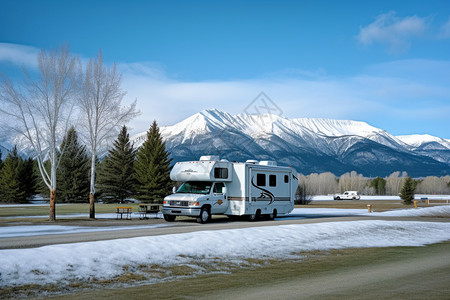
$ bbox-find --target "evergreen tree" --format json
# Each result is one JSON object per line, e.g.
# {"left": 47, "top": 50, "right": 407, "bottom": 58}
{"left": 19, "top": 157, "right": 38, "bottom": 201}
{"left": 134, "top": 121, "right": 172, "bottom": 203}
{"left": 370, "top": 177, "right": 386, "bottom": 195}
{"left": 57, "top": 127, "right": 90, "bottom": 203}
{"left": 400, "top": 177, "right": 415, "bottom": 205}
{"left": 97, "top": 125, "right": 137, "bottom": 203}
{"left": 0, "top": 147, "right": 25, "bottom": 203}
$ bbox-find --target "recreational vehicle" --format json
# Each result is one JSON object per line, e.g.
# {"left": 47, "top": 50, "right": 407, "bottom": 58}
{"left": 162, "top": 156, "right": 298, "bottom": 223}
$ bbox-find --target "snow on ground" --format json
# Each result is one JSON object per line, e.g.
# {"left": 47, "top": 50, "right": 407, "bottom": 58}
{"left": 1, "top": 206, "right": 449, "bottom": 288}
{"left": 286, "top": 205, "right": 450, "bottom": 219}
{"left": 1, "top": 220, "right": 450, "bottom": 287}
{"left": 369, "top": 205, "right": 450, "bottom": 217}
{"left": 0, "top": 224, "right": 170, "bottom": 238}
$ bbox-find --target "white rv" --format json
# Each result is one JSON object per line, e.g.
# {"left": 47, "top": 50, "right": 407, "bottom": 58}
{"left": 162, "top": 156, "right": 298, "bottom": 223}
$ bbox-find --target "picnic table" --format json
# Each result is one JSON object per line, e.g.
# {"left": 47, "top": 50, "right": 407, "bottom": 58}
{"left": 138, "top": 204, "right": 161, "bottom": 219}
{"left": 116, "top": 207, "right": 132, "bottom": 220}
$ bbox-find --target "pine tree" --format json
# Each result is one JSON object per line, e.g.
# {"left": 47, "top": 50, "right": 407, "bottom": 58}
{"left": 19, "top": 157, "right": 38, "bottom": 201}
{"left": 370, "top": 177, "right": 386, "bottom": 195}
{"left": 0, "top": 147, "right": 25, "bottom": 203}
{"left": 134, "top": 121, "right": 172, "bottom": 203}
{"left": 97, "top": 125, "right": 137, "bottom": 203}
{"left": 57, "top": 127, "right": 90, "bottom": 203}
{"left": 400, "top": 177, "right": 415, "bottom": 205}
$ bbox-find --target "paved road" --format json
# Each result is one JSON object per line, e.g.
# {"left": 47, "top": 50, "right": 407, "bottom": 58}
{"left": 1, "top": 215, "right": 446, "bottom": 249}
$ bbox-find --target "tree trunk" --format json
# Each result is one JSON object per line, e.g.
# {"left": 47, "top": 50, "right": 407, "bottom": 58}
{"left": 89, "top": 153, "right": 96, "bottom": 219}
{"left": 89, "top": 192, "right": 95, "bottom": 219}
{"left": 49, "top": 188, "right": 56, "bottom": 221}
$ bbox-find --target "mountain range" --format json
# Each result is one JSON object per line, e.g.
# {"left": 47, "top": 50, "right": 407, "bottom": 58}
{"left": 132, "top": 109, "right": 450, "bottom": 177}
{"left": 2, "top": 109, "right": 449, "bottom": 177}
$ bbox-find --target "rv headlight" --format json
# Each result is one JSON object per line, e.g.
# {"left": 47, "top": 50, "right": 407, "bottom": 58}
{"left": 189, "top": 201, "right": 200, "bottom": 207}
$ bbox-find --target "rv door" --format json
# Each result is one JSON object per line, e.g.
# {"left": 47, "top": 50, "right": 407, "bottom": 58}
{"left": 248, "top": 167, "right": 253, "bottom": 205}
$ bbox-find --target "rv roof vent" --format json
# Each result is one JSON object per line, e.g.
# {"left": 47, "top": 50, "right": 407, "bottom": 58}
{"left": 200, "top": 155, "right": 220, "bottom": 161}
{"left": 220, "top": 159, "right": 229, "bottom": 162}
{"left": 259, "top": 161, "right": 277, "bottom": 166}
{"left": 246, "top": 159, "right": 258, "bottom": 164}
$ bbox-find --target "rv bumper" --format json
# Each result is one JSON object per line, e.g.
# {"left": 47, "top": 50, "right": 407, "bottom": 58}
{"left": 162, "top": 207, "right": 201, "bottom": 217}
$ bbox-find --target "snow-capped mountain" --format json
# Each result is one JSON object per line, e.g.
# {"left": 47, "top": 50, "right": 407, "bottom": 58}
{"left": 397, "top": 134, "right": 450, "bottom": 164}
{"left": 132, "top": 109, "right": 450, "bottom": 177}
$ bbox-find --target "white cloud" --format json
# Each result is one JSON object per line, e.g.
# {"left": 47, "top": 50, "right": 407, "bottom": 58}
{"left": 438, "top": 17, "right": 450, "bottom": 39}
{"left": 1, "top": 43, "right": 449, "bottom": 138}
{"left": 120, "top": 59, "right": 450, "bottom": 138}
{"left": 357, "top": 11, "right": 428, "bottom": 54}
{"left": 0, "top": 43, "right": 39, "bottom": 68}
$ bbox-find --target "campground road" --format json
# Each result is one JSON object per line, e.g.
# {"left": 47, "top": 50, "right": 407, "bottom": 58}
{"left": 1, "top": 215, "right": 447, "bottom": 249}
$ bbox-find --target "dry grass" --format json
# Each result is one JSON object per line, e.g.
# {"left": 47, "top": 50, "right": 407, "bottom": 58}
{"left": 299, "top": 200, "right": 426, "bottom": 211}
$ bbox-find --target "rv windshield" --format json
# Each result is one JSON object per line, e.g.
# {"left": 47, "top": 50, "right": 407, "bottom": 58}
{"left": 177, "top": 181, "right": 212, "bottom": 194}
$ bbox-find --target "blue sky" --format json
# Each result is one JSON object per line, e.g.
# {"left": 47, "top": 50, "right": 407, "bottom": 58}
{"left": 1, "top": 0, "right": 450, "bottom": 139}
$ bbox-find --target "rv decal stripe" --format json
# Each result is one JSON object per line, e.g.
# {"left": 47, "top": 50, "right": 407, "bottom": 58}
{"left": 229, "top": 197, "right": 290, "bottom": 202}
{"left": 228, "top": 197, "right": 247, "bottom": 201}
{"left": 251, "top": 177, "right": 275, "bottom": 204}
{"left": 251, "top": 197, "right": 291, "bottom": 202}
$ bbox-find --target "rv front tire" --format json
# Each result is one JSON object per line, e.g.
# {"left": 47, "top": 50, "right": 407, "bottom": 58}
{"left": 164, "top": 214, "right": 176, "bottom": 222}
{"left": 198, "top": 207, "right": 211, "bottom": 224}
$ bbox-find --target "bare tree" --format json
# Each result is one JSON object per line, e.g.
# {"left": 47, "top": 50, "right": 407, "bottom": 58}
{"left": 338, "top": 171, "right": 369, "bottom": 193}
{"left": 416, "top": 176, "right": 450, "bottom": 194}
{"left": 385, "top": 171, "right": 408, "bottom": 195}
{"left": 78, "top": 50, "right": 139, "bottom": 219}
{"left": 303, "top": 172, "right": 338, "bottom": 195}
{"left": 0, "top": 45, "right": 80, "bottom": 221}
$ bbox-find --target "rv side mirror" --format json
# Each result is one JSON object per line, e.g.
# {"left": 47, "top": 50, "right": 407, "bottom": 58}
{"left": 222, "top": 187, "right": 227, "bottom": 195}
{"left": 172, "top": 186, "right": 177, "bottom": 194}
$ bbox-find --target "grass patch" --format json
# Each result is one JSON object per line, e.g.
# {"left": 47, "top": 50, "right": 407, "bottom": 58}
{"left": 300, "top": 200, "right": 429, "bottom": 211}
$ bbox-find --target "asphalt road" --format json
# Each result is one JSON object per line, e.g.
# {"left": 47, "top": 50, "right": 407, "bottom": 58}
{"left": 1, "top": 215, "right": 446, "bottom": 249}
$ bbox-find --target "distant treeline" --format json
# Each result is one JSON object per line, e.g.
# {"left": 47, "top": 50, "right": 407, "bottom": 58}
{"left": 298, "top": 171, "right": 450, "bottom": 196}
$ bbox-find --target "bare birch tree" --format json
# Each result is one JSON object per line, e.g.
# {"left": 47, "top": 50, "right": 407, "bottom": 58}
{"left": 0, "top": 45, "right": 80, "bottom": 221}
{"left": 385, "top": 171, "right": 408, "bottom": 195}
{"left": 78, "top": 50, "right": 139, "bottom": 219}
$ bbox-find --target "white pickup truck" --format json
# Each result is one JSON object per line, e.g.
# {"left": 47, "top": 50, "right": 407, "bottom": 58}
{"left": 333, "top": 191, "right": 360, "bottom": 200}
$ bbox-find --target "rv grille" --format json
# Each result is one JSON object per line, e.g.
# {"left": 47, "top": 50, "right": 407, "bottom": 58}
{"left": 167, "top": 200, "right": 189, "bottom": 207}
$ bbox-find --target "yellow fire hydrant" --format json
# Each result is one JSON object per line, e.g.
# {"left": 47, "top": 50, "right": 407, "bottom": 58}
{"left": 367, "top": 204, "right": 372, "bottom": 213}
{"left": 414, "top": 200, "right": 418, "bottom": 209}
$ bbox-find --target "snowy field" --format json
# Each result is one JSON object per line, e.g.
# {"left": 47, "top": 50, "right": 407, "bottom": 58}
{"left": 0, "top": 206, "right": 449, "bottom": 288}
{"left": 310, "top": 194, "right": 450, "bottom": 201}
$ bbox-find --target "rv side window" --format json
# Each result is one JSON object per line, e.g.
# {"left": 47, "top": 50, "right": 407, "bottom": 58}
{"left": 213, "top": 182, "right": 225, "bottom": 194}
{"left": 256, "top": 174, "right": 266, "bottom": 186}
{"left": 269, "top": 174, "right": 276, "bottom": 187}
{"left": 214, "top": 167, "right": 228, "bottom": 179}
{"left": 284, "top": 175, "right": 289, "bottom": 183}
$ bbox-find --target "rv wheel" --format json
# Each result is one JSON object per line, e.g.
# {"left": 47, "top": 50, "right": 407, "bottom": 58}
{"left": 268, "top": 209, "right": 277, "bottom": 220}
{"left": 198, "top": 207, "right": 211, "bottom": 224}
{"left": 248, "top": 209, "right": 261, "bottom": 222}
{"left": 164, "top": 214, "right": 176, "bottom": 222}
